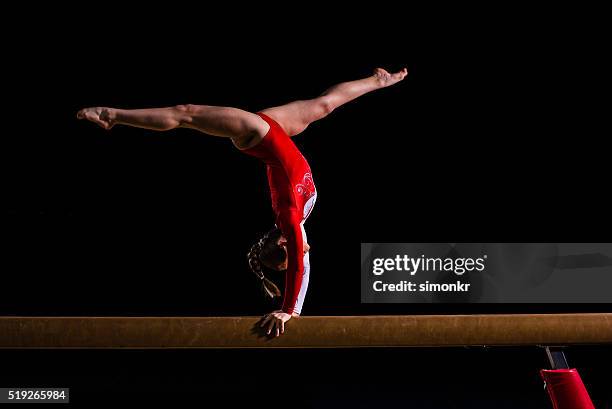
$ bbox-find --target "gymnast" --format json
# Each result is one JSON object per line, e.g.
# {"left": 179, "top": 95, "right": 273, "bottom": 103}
{"left": 77, "top": 67, "right": 408, "bottom": 336}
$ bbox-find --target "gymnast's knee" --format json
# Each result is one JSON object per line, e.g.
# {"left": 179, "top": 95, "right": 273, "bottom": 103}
{"left": 175, "top": 104, "right": 202, "bottom": 114}
{"left": 173, "top": 104, "right": 198, "bottom": 125}
{"left": 317, "top": 96, "right": 335, "bottom": 117}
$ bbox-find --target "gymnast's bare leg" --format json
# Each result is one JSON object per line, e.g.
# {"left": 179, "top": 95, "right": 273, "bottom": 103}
{"left": 260, "top": 68, "right": 408, "bottom": 136}
{"left": 77, "top": 104, "right": 270, "bottom": 149}
{"left": 76, "top": 68, "right": 407, "bottom": 145}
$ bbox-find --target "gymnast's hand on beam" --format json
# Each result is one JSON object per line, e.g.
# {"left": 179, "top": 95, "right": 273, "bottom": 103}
{"left": 260, "top": 310, "right": 294, "bottom": 337}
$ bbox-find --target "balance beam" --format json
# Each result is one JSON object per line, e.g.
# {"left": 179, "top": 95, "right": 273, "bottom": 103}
{"left": 1, "top": 314, "right": 611, "bottom": 349}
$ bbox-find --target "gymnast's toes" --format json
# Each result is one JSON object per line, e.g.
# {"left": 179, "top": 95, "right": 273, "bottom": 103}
{"left": 77, "top": 107, "right": 114, "bottom": 130}
{"left": 373, "top": 67, "right": 408, "bottom": 87}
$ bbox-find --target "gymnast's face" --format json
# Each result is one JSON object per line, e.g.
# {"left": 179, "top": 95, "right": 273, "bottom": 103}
{"left": 262, "top": 236, "right": 288, "bottom": 271}
{"left": 273, "top": 257, "right": 289, "bottom": 271}
{"left": 274, "top": 236, "right": 289, "bottom": 271}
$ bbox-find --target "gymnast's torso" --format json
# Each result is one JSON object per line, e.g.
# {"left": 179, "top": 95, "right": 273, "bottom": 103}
{"left": 241, "top": 112, "right": 317, "bottom": 224}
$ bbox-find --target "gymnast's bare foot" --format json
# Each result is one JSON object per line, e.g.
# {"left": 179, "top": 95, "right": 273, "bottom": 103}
{"left": 373, "top": 67, "right": 408, "bottom": 88}
{"left": 76, "top": 107, "right": 116, "bottom": 130}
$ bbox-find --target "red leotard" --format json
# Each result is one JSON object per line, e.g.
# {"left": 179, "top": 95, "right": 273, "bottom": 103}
{"left": 241, "top": 112, "right": 317, "bottom": 314}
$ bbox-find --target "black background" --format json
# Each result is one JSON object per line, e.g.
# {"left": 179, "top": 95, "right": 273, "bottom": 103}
{"left": 2, "top": 4, "right": 610, "bottom": 407}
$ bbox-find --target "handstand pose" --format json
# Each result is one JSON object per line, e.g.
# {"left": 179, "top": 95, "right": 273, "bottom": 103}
{"left": 77, "top": 67, "right": 408, "bottom": 336}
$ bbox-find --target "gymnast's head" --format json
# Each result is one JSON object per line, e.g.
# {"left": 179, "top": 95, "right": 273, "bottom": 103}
{"left": 247, "top": 227, "right": 287, "bottom": 298}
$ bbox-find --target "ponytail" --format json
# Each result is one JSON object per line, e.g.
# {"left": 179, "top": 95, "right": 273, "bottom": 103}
{"left": 247, "top": 232, "right": 282, "bottom": 299}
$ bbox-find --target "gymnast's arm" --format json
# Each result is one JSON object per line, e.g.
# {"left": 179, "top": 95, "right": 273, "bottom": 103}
{"left": 278, "top": 210, "right": 305, "bottom": 316}
{"left": 260, "top": 209, "right": 305, "bottom": 336}
{"left": 292, "top": 244, "right": 311, "bottom": 316}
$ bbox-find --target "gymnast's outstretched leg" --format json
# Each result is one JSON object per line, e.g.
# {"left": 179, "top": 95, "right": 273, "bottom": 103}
{"left": 76, "top": 104, "right": 270, "bottom": 147}
{"left": 260, "top": 67, "right": 408, "bottom": 136}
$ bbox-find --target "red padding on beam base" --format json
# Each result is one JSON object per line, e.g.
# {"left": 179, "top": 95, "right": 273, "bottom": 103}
{"left": 540, "top": 369, "right": 595, "bottom": 409}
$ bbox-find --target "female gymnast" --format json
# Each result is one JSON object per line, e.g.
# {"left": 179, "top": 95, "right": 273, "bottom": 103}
{"left": 77, "top": 67, "right": 408, "bottom": 336}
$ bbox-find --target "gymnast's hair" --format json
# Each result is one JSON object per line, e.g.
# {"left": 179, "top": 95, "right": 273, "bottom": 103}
{"left": 247, "top": 227, "right": 285, "bottom": 299}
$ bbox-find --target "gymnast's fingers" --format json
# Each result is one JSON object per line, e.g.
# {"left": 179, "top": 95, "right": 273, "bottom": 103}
{"left": 266, "top": 318, "right": 275, "bottom": 335}
{"left": 260, "top": 314, "right": 271, "bottom": 328}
